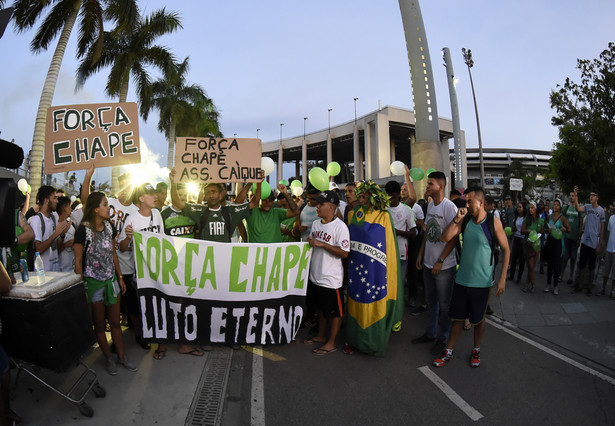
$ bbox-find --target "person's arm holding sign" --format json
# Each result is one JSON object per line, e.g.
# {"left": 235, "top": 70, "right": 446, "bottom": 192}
{"left": 81, "top": 164, "right": 95, "bottom": 205}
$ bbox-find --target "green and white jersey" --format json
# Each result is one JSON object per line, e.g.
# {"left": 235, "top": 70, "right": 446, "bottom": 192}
{"left": 161, "top": 206, "right": 197, "bottom": 238}
{"left": 182, "top": 202, "right": 250, "bottom": 242}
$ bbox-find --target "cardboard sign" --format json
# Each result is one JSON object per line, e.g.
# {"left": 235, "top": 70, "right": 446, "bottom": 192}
{"left": 134, "top": 232, "right": 311, "bottom": 344}
{"left": 44, "top": 102, "right": 141, "bottom": 173}
{"left": 174, "top": 137, "right": 262, "bottom": 183}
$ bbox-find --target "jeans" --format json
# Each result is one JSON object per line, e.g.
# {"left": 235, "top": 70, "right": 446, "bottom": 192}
{"left": 423, "top": 266, "right": 456, "bottom": 342}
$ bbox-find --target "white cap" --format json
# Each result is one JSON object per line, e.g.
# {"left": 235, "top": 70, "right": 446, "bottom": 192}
{"left": 329, "top": 182, "right": 339, "bottom": 190}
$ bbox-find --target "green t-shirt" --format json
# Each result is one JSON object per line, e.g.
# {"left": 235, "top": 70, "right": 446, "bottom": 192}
{"left": 523, "top": 216, "right": 544, "bottom": 240}
{"left": 245, "top": 207, "right": 288, "bottom": 243}
{"left": 161, "top": 206, "right": 197, "bottom": 238}
{"left": 563, "top": 205, "right": 583, "bottom": 241}
{"left": 280, "top": 216, "right": 299, "bottom": 242}
{"left": 182, "top": 202, "right": 250, "bottom": 242}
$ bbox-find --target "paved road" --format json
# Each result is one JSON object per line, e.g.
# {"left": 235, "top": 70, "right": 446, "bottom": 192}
{"left": 10, "top": 264, "right": 615, "bottom": 425}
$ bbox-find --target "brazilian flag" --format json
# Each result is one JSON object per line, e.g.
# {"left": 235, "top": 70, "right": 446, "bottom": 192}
{"left": 346, "top": 205, "right": 403, "bottom": 356}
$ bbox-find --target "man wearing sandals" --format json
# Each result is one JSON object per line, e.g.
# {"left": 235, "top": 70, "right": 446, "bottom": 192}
{"left": 433, "top": 187, "right": 509, "bottom": 368}
{"left": 303, "top": 190, "right": 350, "bottom": 355}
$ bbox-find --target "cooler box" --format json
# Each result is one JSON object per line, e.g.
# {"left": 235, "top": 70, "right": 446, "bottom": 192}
{"left": 0, "top": 272, "right": 95, "bottom": 372}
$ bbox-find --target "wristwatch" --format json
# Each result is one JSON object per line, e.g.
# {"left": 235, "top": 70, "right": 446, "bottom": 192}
{"left": 437, "top": 257, "right": 444, "bottom": 264}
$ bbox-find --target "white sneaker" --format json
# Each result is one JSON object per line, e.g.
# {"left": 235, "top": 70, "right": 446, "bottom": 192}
{"left": 106, "top": 357, "right": 118, "bottom": 376}
{"left": 544, "top": 286, "right": 551, "bottom": 293}
{"left": 118, "top": 356, "right": 138, "bottom": 372}
{"left": 553, "top": 287, "right": 559, "bottom": 295}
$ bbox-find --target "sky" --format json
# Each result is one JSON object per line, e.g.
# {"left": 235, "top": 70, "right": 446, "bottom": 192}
{"left": 1, "top": 0, "right": 614, "bottom": 185}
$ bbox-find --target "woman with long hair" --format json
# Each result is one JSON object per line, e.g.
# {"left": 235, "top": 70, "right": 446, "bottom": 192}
{"left": 508, "top": 202, "right": 526, "bottom": 283}
{"left": 544, "top": 199, "right": 571, "bottom": 295}
{"left": 521, "top": 201, "right": 545, "bottom": 293}
{"left": 74, "top": 191, "right": 137, "bottom": 375}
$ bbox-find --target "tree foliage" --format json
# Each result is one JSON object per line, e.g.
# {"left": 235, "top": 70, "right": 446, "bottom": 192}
{"left": 550, "top": 42, "right": 615, "bottom": 203}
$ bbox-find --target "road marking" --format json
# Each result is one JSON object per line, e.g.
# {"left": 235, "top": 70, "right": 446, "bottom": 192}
{"left": 251, "top": 346, "right": 266, "bottom": 426}
{"left": 418, "top": 366, "right": 484, "bottom": 421}
{"left": 486, "top": 317, "right": 615, "bottom": 386}
{"left": 243, "top": 345, "right": 286, "bottom": 361}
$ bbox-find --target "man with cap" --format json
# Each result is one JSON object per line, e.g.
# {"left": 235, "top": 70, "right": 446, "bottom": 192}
{"left": 303, "top": 190, "right": 350, "bottom": 355}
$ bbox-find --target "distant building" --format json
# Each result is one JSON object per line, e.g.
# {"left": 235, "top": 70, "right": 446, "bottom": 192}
{"left": 450, "top": 147, "right": 558, "bottom": 200}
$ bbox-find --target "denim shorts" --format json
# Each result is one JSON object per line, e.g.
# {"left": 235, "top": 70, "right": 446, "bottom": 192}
{"left": 91, "top": 287, "right": 105, "bottom": 303}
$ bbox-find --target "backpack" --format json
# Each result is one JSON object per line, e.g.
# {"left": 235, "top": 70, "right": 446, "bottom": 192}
{"left": 27, "top": 212, "right": 57, "bottom": 271}
{"left": 460, "top": 212, "right": 499, "bottom": 266}
{"left": 200, "top": 206, "right": 232, "bottom": 242}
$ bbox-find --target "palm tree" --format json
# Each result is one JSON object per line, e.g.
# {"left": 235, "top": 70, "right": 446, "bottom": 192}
{"left": 141, "top": 57, "right": 221, "bottom": 169}
{"left": 10, "top": 0, "right": 137, "bottom": 198}
{"left": 76, "top": 7, "right": 181, "bottom": 192}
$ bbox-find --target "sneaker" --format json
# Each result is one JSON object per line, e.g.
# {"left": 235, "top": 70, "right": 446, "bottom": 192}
{"left": 430, "top": 340, "right": 446, "bottom": 355}
{"left": 433, "top": 349, "right": 453, "bottom": 367}
{"left": 595, "top": 289, "right": 605, "bottom": 296}
{"left": 411, "top": 333, "right": 435, "bottom": 344}
{"left": 118, "top": 356, "right": 138, "bottom": 372}
{"left": 470, "top": 349, "right": 481, "bottom": 367}
{"left": 553, "top": 287, "right": 559, "bottom": 295}
{"left": 343, "top": 343, "right": 355, "bottom": 355}
{"left": 106, "top": 357, "right": 118, "bottom": 376}
{"left": 410, "top": 305, "right": 427, "bottom": 316}
{"left": 544, "top": 286, "right": 551, "bottom": 293}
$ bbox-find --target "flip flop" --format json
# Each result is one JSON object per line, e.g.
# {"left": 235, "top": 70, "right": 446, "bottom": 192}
{"left": 179, "top": 348, "right": 204, "bottom": 357}
{"left": 303, "top": 338, "right": 325, "bottom": 345}
{"left": 153, "top": 348, "right": 167, "bottom": 360}
{"left": 313, "top": 347, "right": 337, "bottom": 355}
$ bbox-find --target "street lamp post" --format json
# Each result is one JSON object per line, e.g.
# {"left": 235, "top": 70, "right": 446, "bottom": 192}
{"left": 462, "top": 47, "right": 485, "bottom": 189}
{"left": 256, "top": 128, "right": 260, "bottom": 139}
{"left": 304, "top": 117, "right": 308, "bottom": 140}
{"left": 354, "top": 98, "right": 358, "bottom": 125}
{"left": 328, "top": 108, "right": 332, "bottom": 134}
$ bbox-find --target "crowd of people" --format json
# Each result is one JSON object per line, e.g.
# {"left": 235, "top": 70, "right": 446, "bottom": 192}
{"left": 1, "top": 165, "right": 615, "bottom": 422}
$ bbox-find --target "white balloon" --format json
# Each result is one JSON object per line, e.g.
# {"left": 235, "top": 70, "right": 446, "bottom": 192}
{"left": 390, "top": 161, "right": 405, "bottom": 176}
{"left": 292, "top": 186, "right": 303, "bottom": 197}
{"left": 17, "top": 178, "right": 28, "bottom": 193}
{"left": 261, "top": 157, "right": 275, "bottom": 177}
{"left": 70, "top": 195, "right": 77, "bottom": 202}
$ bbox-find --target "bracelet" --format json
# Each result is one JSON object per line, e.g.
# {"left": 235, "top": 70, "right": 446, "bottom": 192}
{"left": 453, "top": 219, "right": 459, "bottom": 224}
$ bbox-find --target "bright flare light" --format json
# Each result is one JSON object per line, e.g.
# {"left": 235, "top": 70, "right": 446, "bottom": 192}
{"left": 124, "top": 138, "right": 169, "bottom": 188}
{"left": 185, "top": 182, "right": 200, "bottom": 198}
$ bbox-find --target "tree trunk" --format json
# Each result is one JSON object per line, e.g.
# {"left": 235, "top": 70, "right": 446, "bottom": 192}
{"left": 111, "top": 77, "right": 131, "bottom": 194}
{"left": 166, "top": 119, "right": 176, "bottom": 170}
{"left": 29, "top": 7, "right": 79, "bottom": 200}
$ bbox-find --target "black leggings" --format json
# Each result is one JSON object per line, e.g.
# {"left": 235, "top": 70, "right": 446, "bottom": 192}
{"left": 546, "top": 236, "right": 563, "bottom": 287}
{"left": 509, "top": 237, "right": 525, "bottom": 280}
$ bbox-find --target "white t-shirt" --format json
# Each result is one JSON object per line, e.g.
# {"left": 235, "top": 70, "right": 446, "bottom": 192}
{"left": 300, "top": 204, "right": 319, "bottom": 242}
{"left": 338, "top": 200, "right": 347, "bottom": 218}
{"left": 28, "top": 212, "right": 60, "bottom": 272}
{"left": 423, "top": 198, "right": 458, "bottom": 270}
{"left": 388, "top": 204, "right": 416, "bottom": 260}
{"left": 412, "top": 203, "right": 425, "bottom": 222}
{"left": 607, "top": 215, "right": 615, "bottom": 253}
{"left": 120, "top": 209, "right": 164, "bottom": 242}
{"left": 58, "top": 221, "right": 76, "bottom": 272}
{"left": 308, "top": 217, "right": 350, "bottom": 289}
{"left": 108, "top": 198, "right": 139, "bottom": 275}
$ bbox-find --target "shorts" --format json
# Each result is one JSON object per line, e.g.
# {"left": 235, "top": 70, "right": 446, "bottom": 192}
{"left": 91, "top": 287, "right": 105, "bottom": 303}
{"left": 305, "top": 281, "right": 343, "bottom": 318}
{"left": 448, "top": 283, "right": 491, "bottom": 325}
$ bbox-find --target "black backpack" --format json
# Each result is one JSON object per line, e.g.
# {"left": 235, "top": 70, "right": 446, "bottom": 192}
{"left": 460, "top": 212, "right": 499, "bottom": 266}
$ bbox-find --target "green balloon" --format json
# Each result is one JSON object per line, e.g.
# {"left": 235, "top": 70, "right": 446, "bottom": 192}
{"left": 532, "top": 241, "right": 541, "bottom": 252}
{"left": 529, "top": 230, "right": 538, "bottom": 243}
{"left": 290, "top": 179, "right": 302, "bottom": 189}
{"left": 425, "top": 168, "right": 436, "bottom": 178}
{"left": 551, "top": 228, "right": 562, "bottom": 240}
{"left": 15, "top": 226, "right": 28, "bottom": 252}
{"left": 309, "top": 167, "right": 329, "bottom": 192}
{"left": 505, "top": 226, "right": 512, "bottom": 236}
{"left": 252, "top": 181, "right": 272, "bottom": 200}
{"left": 279, "top": 179, "right": 289, "bottom": 187}
{"left": 409, "top": 168, "right": 424, "bottom": 181}
{"left": 326, "top": 161, "right": 341, "bottom": 177}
